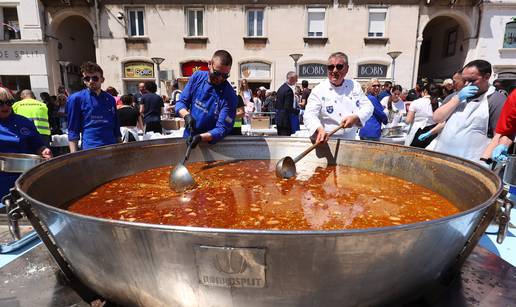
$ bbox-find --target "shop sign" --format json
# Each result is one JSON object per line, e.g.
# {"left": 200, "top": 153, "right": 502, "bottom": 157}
{"left": 240, "top": 62, "right": 271, "bottom": 79}
{"left": 299, "top": 63, "right": 327, "bottom": 78}
{"left": 357, "top": 64, "right": 387, "bottom": 78}
{"left": 124, "top": 62, "right": 154, "bottom": 78}
{"left": 181, "top": 61, "right": 209, "bottom": 77}
{"left": 0, "top": 49, "right": 42, "bottom": 59}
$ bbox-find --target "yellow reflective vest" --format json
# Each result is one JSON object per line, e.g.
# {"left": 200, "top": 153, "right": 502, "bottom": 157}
{"left": 12, "top": 98, "right": 51, "bottom": 136}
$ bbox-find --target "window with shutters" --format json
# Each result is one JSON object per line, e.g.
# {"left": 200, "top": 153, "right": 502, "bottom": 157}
{"left": 307, "top": 7, "right": 325, "bottom": 37}
{"left": 368, "top": 7, "right": 387, "bottom": 38}
{"left": 187, "top": 8, "right": 204, "bottom": 37}
{"left": 127, "top": 8, "right": 145, "bottom": 37}
{"left": 247, "top": 9, "right": 264, "bottom": 37}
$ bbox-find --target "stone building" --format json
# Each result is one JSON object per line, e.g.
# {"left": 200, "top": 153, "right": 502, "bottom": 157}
{"left": 5, "top": 0, "right": 516, "bottom": 95}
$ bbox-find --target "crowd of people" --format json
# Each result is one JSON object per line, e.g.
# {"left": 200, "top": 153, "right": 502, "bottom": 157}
{"left": 1, "top": 49, "right": 515, "bottom": 199}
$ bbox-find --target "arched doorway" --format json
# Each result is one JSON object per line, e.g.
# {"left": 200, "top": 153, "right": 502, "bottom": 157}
{"left": 417, "top": 16, "right": 468, "bottom": 83}
{"left": 54, "top": 15, "right": 96, "bottom": 93}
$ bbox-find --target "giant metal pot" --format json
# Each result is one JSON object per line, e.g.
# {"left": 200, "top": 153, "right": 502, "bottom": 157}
{"left": 14, "top": 137, "right": 501, "bottom": 306}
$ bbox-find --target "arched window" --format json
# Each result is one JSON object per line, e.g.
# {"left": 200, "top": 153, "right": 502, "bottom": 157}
{"left": 503, "top": 20, "right": 516, "bottom": 48}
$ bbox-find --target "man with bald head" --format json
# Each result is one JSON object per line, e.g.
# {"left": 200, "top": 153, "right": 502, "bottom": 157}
{"left": 12, "top": 89, "right": 51, "bottom": 145}
{"left": 275, "top": 71, "right": 299, "bottom": 135}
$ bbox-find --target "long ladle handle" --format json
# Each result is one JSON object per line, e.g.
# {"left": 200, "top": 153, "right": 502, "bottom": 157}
{"left": 293, "top": 125, "right": 344, "bottom": 163}
{"left": 181, "top": 125, "right": 196, "bottom": 164}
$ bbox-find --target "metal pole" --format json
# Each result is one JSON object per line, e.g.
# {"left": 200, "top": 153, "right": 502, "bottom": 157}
{"left": 391, "top": 59, "right": 395, "bottom": 83}
{"left": 156, "top": 63, "right": 161, "bottom": 94}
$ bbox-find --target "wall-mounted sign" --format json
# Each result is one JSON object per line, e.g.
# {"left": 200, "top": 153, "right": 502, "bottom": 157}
{"left": 124, "top": 62, "right": 154, "bottom": 78}
{"left": 0, "top": 48, "right": 42, "bottom": 59}
{"left": 299, "top": 63, "right": 327, "bottom": 78}
{"left": 357, "top": 64, "right": 387, "bottom": 78}
{"left": 181, "top": 61, "right": 209, "bottom": 77}
{"left": 240, "top": 62, "right": 271, "bottom": 79}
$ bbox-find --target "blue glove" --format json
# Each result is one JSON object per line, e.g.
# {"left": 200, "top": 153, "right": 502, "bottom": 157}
{"left": 492, "top": 144, "right": 509, "bottom": 162}
{"left": 458, "top": 85, "right": 479, "bottom": 102}
{"left": 418, "top": 131, "right": 432, "bottom": 141}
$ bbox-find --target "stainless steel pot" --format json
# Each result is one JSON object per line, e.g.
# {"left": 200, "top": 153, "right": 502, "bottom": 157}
{"left": 0, "top": 153, "right": 41, "bottom": 173}
{"left": 13, "top": 137, "right": 502, "bottom": 306}
{"left": 381, "top": 125, "right": 404, "bottom": 138}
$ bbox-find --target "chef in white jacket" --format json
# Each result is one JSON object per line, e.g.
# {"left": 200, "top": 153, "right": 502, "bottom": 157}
{"left": 304, "top": 52, "right": 374, "bottom": 143}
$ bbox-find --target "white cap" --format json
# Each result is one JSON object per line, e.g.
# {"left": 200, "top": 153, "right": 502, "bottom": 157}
{"left": 259, "top": 86, "right": 267, "bottom": 91}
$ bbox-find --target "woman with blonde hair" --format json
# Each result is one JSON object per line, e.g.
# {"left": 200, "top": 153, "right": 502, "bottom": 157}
{"left": 0, "top": 87, "right": 52, "bottom": 198}
{"left": 239, "top": 79, "right": 254, "bottom": 124}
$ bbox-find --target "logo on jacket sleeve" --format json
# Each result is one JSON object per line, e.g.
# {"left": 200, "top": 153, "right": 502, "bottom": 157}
{"left": 326, "top": 106, "right": 334, "bottom": 114}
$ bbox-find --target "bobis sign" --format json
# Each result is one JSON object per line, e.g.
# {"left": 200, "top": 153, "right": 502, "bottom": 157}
{"left": 357, "top": 64, "right": 387, "bottom": 78}
{"left": 299, "top": 63, "right": 327, "bottom": 78}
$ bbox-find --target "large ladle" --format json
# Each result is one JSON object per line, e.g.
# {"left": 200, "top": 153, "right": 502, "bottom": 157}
{"left": 275, "top": 125, "right": 344, "bottom": 179}
{"left": 169, "top": 139, "right": 197, "bottom": 192}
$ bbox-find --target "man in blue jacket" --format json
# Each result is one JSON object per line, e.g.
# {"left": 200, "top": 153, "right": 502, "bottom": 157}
{"left": 175, "top": 50, "right": 237, "bottom": 147}
{"left": 359, "top": 79, "right": 388, "bottom": 141}
{"left": 67, "top": 62, "right": 121, "bottom": 152}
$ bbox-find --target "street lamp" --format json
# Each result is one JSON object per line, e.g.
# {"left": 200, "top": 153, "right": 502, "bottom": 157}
{"left": 57, "top": 60, "right": 71, "bottom": 93}
{"left": 151, "top": 57, "right": 165, "bottom": 94}
{"left": 289, "top": 53, "right": 303, "bottom": 75}
{"left": 387, "top": 51, "right": 402, "bottom": 84}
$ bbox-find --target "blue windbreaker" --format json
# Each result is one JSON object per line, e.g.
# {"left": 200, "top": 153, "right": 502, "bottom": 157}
{"left": 0, "top": 113, "right": 44, "bottom": 198}
{"left": 66, "top": 89, "right": 121, "bottom": 150}
{"left": 359, "top": 94, "right": 388, "bottom": 139}
{"left": 175, "top": 71, "right": 237, "bottom": 143}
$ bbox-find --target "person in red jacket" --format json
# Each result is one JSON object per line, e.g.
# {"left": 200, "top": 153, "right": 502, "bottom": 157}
{"left": 482, "top": 89, "right": 515, "bottom": 162}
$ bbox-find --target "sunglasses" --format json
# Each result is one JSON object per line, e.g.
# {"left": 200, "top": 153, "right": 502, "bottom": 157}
{"left": 327, "top": 64, "right": 346, "bottom": 71}
{"left": 83, "top": 76, "right": 100, "bottom": 82}
{"left": 0, "top": 99, "right": 14, "bottom": 106}
{"left": 211, "top": 69, "right": 230, "bottom": 79}
{"left": 372, "top": 84, "right": 381, "bottom": 87}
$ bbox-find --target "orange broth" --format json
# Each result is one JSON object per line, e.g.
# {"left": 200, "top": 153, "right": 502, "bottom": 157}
{"left": 68, "top": 160, "right": 460, "bottom": 230}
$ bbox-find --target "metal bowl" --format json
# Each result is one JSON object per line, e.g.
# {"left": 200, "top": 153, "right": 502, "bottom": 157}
{"left": 0, "top": 153, "right": 42, "bottom": 173}
{"left": 13, "top": 137, "right": 501, "bottom": 306}
{"left": 381, "top": 125, "right": 405, "bottom": 138}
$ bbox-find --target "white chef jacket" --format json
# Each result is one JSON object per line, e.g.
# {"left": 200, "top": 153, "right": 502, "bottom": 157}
{"left": 303, "top": 79, "right": 374, "bottom": 139}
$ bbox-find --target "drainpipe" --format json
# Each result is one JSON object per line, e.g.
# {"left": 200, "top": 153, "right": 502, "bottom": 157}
{"left": 94, "top": 0, "right": 101, "bottom": 59}
{"left": 411, "top": 4, "right": 422, "bottom": 87}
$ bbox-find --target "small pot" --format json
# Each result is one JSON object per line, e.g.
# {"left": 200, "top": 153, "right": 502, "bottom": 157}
{"left": 0, "top": 153, "right": 42, "bottom": 173}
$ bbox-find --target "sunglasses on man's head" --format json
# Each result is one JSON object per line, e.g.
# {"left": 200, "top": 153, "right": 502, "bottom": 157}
{"left": 83, "top": 76, "right": 100, "bottom": 82}
{"left": 0, "top": 99, "right": 14, "bottom": 106}
{"left": 211, "top": 69, "right": 230, "bottom": 79}
{"left": 327, "top": 64, "right": 346, "bottom": 71}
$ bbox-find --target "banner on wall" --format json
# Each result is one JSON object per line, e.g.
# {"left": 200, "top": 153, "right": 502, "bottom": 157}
{"left": 357, "top": 64, "right": 388, "bottom": 78}
{"left": 124, "top": 62, "right": 154, "bottom": 78}
{"left": 299, "top": 63, "right": 327, "bottom": 78}
{"left": 181, "top": 61, "right": 209, "bottom": 77}
{"left": 240, "top": 62, "right": 271, "bottom": 79}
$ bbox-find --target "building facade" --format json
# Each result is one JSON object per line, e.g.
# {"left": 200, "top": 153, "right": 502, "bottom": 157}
{"left": 0, "top": 0, "right": 51, "bottom": 97}
{"left": 30, "top": 0, "right": 516, "bottom": 95}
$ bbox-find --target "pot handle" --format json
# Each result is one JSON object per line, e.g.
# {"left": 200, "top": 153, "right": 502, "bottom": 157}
{"left": 2, "top": 190, "right": 23, "bottom": 240}
{"left": 496, "top": 196, "right": 513, "bottom": 244}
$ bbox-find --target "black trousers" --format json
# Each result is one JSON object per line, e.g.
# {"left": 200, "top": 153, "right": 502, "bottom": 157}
{"left": 145, "top": 121, "right": 162, "bottom": 134}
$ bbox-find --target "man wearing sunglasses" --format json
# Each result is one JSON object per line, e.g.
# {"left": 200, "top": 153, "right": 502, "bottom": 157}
{"left": 175, "top": 50, "right": 237, "bottom": 148}
{"left": 303, "top": 52, "right": 373, "bottom": 143}
{"left": 67, "top": 61, "right": 121, "bottom": 152}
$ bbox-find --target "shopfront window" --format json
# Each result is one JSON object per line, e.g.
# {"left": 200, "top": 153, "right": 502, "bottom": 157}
{"left": 187, "top": 9, "right": 204, "bottom": 37}
{"left": 247, "top": 9, "right": 264, "bottom": 37}
{"left": 368, "top": 7, "right": 387, "bottom": 38}
{"left": 307, "top": 7, "right": 325, "bottom": 37}
{"left": 0, "top": 75, "right": 30, "bottom": 93}
{"left": 127, "top": 8, "right": 145, "bottom": 37}
{"left": 2, "top": 7, "right": 20, "bottom": 40}
{"left": 503, "top": 21, "right": 516, "bottom": 48}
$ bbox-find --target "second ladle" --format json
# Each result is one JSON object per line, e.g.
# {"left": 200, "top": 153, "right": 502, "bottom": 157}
{"left": 275, "top": 125, "right": 344, "bottom": 179}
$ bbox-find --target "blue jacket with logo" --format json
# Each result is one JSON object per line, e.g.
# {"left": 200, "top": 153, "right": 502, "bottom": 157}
{"left": 0, "top": 113, "right": 44, "bottom": 198}
{"left": 175, "top": 71, "right": 237, "bottom": 143}
{"left": 66, "top": 89, "right": 121, "bottom": 150}
{"left": 359, "top": 94, "right": 388, "bottom": 139}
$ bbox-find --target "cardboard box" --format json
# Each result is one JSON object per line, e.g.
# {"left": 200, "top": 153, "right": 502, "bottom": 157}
{"left": 250, "top": 116, "right": 270, "bottom": 129}
{"left": 162, "top": 118, "right": 184, "bottom": 130}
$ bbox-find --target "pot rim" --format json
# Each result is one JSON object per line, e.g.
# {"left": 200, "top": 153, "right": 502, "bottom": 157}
{"left": 15, "top": 137, "right": 503, "bottom": 236}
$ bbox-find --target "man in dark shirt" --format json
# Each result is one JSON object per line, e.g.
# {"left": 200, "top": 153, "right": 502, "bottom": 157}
{"left": 140, "top": 81, "right": 164, "bottom": 133}
{"left": 133, "top": 82, "right": 147, "bottom": 109}
{"left": 275, "top": 71, "right": 299, "bottom": 135}
{"left": 377, "top": 81, "right": 392, "bottom": 101}
{"left": 299, "top": 80, "right": 311, "bottom": 110}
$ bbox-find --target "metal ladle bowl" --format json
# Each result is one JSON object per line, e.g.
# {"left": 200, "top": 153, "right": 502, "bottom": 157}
{"left": 275, "top": 125, "right": 343, "bottom": 179}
